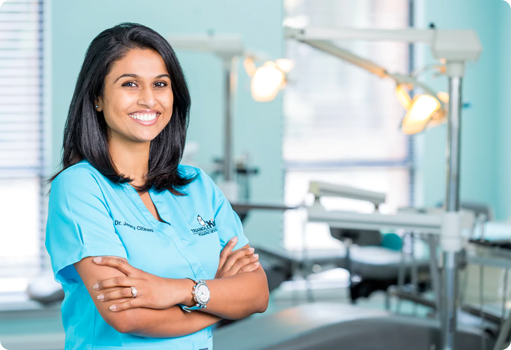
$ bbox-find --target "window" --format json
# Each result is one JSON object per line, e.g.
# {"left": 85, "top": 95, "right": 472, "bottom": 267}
{"left": 283, "top": 0, "right": 413, "bottom": 250}
{"left": 0, "top": 0, "right": 46, "bottom": 293}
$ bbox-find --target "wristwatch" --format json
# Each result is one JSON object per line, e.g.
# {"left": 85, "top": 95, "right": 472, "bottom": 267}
{"left": 180, "top": 278, "right": 211, "bottom": 313}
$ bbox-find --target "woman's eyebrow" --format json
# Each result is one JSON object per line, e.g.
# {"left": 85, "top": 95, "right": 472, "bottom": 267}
{"left": 114, "top": 73, "right": 170, "bottom": 83}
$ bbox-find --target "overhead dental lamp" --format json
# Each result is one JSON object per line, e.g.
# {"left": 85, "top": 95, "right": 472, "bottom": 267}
{"left": 280, "top": 27, "right": 470, "bottom": 135}
{"left": 396, "top": 84, "right": 449, "bottom": 134}
{"left": 243, "top": 57, "right": 293, "bottom": 102}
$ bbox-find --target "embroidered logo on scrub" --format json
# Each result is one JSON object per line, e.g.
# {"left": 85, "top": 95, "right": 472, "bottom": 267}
{"left": 114, "top": 220, "right": 154, "bottom": 232}
{"left": 191, "top": 215, "right": 217, "bottom": 236}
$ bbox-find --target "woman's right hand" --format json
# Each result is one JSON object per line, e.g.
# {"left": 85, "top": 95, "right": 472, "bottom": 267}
{"left": 215, "top": 236, "right": 260, "bottom": 279}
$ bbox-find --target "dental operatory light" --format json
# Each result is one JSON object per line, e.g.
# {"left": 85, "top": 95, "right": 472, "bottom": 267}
{"left": 245, "top": 57, "right": 293, "bottom": 102}
{"left": 401, "top": 94, "right": 441, "bottom": 134}
{"left": 250, "top": 61, "right": 285, "bottom": 102}
{"left": 395, "top": 83, "right": 448, "bottom": 134}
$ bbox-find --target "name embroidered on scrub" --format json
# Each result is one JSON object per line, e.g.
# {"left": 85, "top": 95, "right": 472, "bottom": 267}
{"left": 114, "top": 220, "right": 154, "bottom": 232}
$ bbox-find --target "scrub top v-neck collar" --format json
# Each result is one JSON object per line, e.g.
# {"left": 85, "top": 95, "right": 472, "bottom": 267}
{"left": 121, "top": 182, "right": 171, "bottom": 232}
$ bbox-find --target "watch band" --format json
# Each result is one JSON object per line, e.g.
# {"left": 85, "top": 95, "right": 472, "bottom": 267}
{"left": 180, "top": 303, "right": 206, "bottom": 313}
{"left": 180, "top": 278, "right": 209, "bottom": 313}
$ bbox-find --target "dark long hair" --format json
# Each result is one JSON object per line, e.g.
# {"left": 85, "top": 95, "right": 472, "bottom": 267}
{"left": 49, "top": 22, "right": 197, "bottom": 195}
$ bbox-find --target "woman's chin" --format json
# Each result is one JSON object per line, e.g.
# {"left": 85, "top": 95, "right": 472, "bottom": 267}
{"left": 129, "top": 132, "right": 160, "bottom": 143}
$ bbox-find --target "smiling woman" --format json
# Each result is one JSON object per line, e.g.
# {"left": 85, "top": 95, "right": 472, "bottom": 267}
{"left": 44, "top": 22, "right": 268, "bottom": 350}
{"left": 96, "top": 49, "right": 172, "bottom": 145}
{"left": 49, "top": 22, "right": 193, "bottom": 194}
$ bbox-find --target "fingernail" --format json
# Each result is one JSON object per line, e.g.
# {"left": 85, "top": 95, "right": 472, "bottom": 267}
{"left": 253, "top": 254, "right": 259, "bottom": 258}
{"left": 110, "top": 305, "right": 117, "bottom": 311}
{"left": 93, "top": 284, "right": 99, "bottom": 290}
{"left": 249, "top": 247, "right": 255, "bottom": 253}
{"left": 254, "top": 262, "right": 260, "bottom": 267}
{"left": 97, "top": 294, "right": 104, "bottom": 301}
{"left": 93, "top": 257, "right": 102, "bottom": 263}
{"left": 230, "top": 237, "right": 238, "bottom": 244}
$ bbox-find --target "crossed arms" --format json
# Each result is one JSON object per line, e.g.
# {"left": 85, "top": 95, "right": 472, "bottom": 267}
{"left": 74, "top": 240, "right": 269, "bottom": 337}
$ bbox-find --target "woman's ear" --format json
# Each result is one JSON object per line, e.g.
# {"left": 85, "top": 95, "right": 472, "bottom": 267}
{"left": 94, "top": 97, "right": 103, "bottom": 112}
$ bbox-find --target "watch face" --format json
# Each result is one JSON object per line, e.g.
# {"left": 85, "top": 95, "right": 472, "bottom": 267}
{"left": 195, "top": 283, "right": 210, "bottom": 304}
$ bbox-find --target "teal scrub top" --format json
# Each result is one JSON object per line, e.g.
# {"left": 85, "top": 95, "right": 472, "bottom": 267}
{"left": 45, "top": 160, "right": 249, "bottom": 350}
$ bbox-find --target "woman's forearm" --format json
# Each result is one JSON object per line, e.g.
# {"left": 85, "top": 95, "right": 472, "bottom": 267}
{"left": 126, "top": 305, "right": 221, "bottom": 337}
{"left": 197, "top": 266, "right": 269, "bottom": 320}
{"left": 125, "top": 266, "right": 268, "bottom": 335}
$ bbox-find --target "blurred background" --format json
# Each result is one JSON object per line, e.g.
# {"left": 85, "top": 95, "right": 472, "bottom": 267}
{"left": 2, "top": 0, "right": 511, "bottom": 349}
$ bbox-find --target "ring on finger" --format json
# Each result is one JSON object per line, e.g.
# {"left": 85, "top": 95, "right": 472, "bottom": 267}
{"left": 131, "top": 286, "right": 137, "bottom": 298}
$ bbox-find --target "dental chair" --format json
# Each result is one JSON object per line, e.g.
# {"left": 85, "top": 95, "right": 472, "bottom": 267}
{"left": 253, "top": 228, "right": 430, "bottom": 304}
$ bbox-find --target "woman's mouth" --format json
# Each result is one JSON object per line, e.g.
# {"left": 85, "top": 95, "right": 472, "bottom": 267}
{"left": 128, "top": 112, "right": 161, "bottom": 126}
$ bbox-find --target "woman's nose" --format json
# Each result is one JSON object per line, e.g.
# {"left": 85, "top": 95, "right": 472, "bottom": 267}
{"left": 138, "top": 86, "right": 156, "bottom": 108}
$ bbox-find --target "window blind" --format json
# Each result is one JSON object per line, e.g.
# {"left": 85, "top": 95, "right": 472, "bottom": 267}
{"left": 0, "top": 0, "right": 45, "bottom": 287}
{"left": 283, "top": 0, "right": 413, "bottom": 250}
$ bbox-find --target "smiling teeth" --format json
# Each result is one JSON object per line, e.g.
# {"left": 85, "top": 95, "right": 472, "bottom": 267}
{"left": 129, "top": 113, "right": 159, "bottom": 121}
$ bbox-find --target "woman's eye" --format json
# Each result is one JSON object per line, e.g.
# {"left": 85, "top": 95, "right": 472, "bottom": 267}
{"left": 122, "top": 82, "right": 137, "bottom": 87}
{"left": 155, "top": 82, "right": 167, "bottom": 87}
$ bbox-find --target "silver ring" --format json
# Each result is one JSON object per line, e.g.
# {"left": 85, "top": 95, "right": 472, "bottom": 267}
{"left": 130, "top": 286, "right": 137, "bottom": 298}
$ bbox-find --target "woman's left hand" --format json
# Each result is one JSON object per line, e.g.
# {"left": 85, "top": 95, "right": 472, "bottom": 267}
{"left": 91, "top": 256, "right": 190, "bottom": 312}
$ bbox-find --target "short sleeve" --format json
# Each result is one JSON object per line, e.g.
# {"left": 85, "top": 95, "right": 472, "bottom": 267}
{"left": 198, "top": 168, "right": 250, "bottom": 251}
{"left": 45, "top": 166, "right": 128, "bottom": 285}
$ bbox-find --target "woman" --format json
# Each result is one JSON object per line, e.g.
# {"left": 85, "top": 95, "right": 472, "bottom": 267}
{"left": 45, "top": 22, "right": 269, "bottom": 350}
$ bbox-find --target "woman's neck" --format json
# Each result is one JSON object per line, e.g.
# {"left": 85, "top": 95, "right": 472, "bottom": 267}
{"left": 109, "top": 136, "right": 150, "bottom": 188}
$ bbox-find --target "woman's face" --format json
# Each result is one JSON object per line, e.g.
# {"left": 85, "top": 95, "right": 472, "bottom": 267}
{"left": 95, "top": 48, "right": 173, "bottom": 144}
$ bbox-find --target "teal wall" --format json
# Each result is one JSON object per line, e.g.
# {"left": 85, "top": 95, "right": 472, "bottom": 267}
{"left": 50, "top": 1, "right": 284, "bottom": 247}
{"left": 415, "top": 0, "right": 505, "bottom": 219}
{"left": 497, "top": 2, "right": 511, "bottom": 220}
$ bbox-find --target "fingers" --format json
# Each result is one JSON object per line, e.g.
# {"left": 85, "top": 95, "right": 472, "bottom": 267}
{"left": 218, "top": 236, "right": 238, "bottom": 270}
{"left": 239, "top": 261, "right": 260, "bottom": 273}
{"left": 109, "top": 298, "right": 143, "bottom": 312}
{"left": 93, "top": 275, "right": 136, "bottom": 291}
{"left": 97, "top": 287, "right": 136, "bottom": 302}
{"left": 92, "top": 256, "right": 135, "bottom": 277}
{"left": 230, "top": 254, "right": 259, "bottom": 274}
{"left": 223, "top": 247, "right": 255, "bottom": 272}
